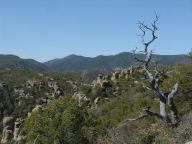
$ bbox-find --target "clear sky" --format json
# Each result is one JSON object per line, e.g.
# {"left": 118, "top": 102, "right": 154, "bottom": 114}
{"left": 0, "top": 0, "right": 191, "bottom": 62}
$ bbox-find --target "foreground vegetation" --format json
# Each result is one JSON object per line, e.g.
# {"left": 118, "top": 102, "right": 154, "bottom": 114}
{"left": 0, "top": 63, "right": 192, "bottom": 143}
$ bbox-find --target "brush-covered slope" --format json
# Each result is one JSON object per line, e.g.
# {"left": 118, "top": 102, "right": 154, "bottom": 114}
{"left": 0, "top": 63, "right": 192, "bottom": 143}
{"left": 21, "top": 63, "right": 192, "bottom": 143}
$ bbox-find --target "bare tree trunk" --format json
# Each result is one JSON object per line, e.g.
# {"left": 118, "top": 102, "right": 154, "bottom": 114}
{"left": 127, "top": 13, "right": 180, "bottom": 125}
{"left": 160, "top": 101, "right": 167, "bottom": 118}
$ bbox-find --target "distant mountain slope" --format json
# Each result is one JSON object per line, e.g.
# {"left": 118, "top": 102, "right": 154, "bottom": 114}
{"left": 0, "top": 53, "right": 189, "bottom": 72}
{"left": 45, "top": 52, "right": 189, "bottom": 71}
{"left": 0, "top": 54, "right": 50, "bottom": 71}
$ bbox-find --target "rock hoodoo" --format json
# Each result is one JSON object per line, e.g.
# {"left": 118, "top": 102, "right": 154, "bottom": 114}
{"left": 1, "top": 117, "right": 14, "bottom": 144}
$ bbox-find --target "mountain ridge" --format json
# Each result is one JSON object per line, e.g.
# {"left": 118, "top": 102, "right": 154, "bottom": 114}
{"left": 0, "top": 52, "right": 189, "bottom": 71}
{"left": 0, "top": 54, "right": 50, "bottom": 71}
{"left": 44, "top": 52, "right": 190, "bottom": 71}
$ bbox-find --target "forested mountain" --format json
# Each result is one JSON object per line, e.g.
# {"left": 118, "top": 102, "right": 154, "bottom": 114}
{"left": 0, "top": 53, "right": 189, "bottom": 72}
{"left": 0, "top": 54, "right": 50, "bottom": 71}
{"left": 45, "top": 52, "right": 189, "bottom": 71}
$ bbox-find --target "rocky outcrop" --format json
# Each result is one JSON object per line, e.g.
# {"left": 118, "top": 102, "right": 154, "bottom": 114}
{"left": 185, "top": 142, "right": 192, "bottom": 144}
{"left": 52, "top": 87, "right": 63, "bottom": 99}
{"left": 13, "top": 118, "right": 24, "bottom": 142}
{"left": 90, "top": 97, "right": 102, "bottom": 117}
{"left": 26, "top": 80, "right": 38, "bottom": 88}
{"left": 0, "top": 73, "right": 81, "bottom": 143}
{"left": 1, "top": 117, "right": 14, "bottom": 144}
{"left": 93, "top": 74, "right": 111, "bottom": 89}
{"left": 14, "top": 86, "right": 24, "bottom": 95}
{"left": 119, "top": 68, "right": 133, "bottom": 79}
{"left": 48, "top": 81, "right": 64, "bottom": 99}
{"left": 93, "top": 97, "right": 110, "bottom": 106}
{"left": 1, "top": 117, "right": 25, "bottom": 144}
{"left": 93, "top": 74, "right": 103, "bottom": 87}
{"left": 111, "top": 71, "right": 120, "bottom": 81}
{"left": 66, "top": 81, "right": 78, "bottom": 92}
{"left": 28, "top": 105, "right": 43, "bottom": 118}
{"left": 111, "top": 67, "right": 133, "bottom": 81}
{"left": 0, "top": 83, "right": 8, "bottom": 89}
{"left": 32, "top": 105, "right": 43, "bottom": 113}
{"left": 72, "top": 92, "right": 90, "bottom": 106}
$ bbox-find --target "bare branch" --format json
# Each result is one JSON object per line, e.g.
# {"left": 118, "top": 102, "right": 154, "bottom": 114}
{"left": 167, "top": 83, "right": 179, "bottom": 125}
{"left": 123, "top": 107, "right": 163, "bottom": 123}
{"left": 133, "top": 14, "right": 159, "bottom": 69}
{"left": 133, "top": 48, "right": 145, "bottom": 63}
{"left": 143, "top": 107, "right": 163, "bottom": 119}
{"left": 124, "top": 112, "right": 148, "bottom": 122}
{"left": 130, "top": 13, "right": 179, "bottom": 125}
{"left": 168, "top": 83, "right": 179, "bottom": 104}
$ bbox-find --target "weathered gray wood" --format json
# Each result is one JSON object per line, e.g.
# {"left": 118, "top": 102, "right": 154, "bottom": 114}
{"left": 131, "top": 14, "right": 179, "bottom": 125}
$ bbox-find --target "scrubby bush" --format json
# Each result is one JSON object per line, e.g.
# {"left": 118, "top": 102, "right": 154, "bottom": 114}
{"left": 22, "top": 97, "right": 90, "bottom": 144}
{"left": 1, "top": 63, "right": 192, "bottom": 143}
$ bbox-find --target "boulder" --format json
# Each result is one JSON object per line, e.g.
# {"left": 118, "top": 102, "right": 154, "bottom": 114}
{"left": 52, "top": 82, "right": 59, "bottom": 91}
{"left": 32, "top": 105, "right": 43, "bottom": 113}
{"left": 26, "top": 80, "right": 38, "bottom": 88}
{"left": 27, "top": 112, "right": 31, "bottom": 118}
{"left": 119, "top": 68, "right": 132, "bottom": 79}
{"left": 1, "top": 117, "right": 14, "bottom": 144}
{"left": 111, "top": 71, "right": 120, "bottom": 81}
{"left": 101, "top": 80, "right": 111, "bottom": 89}
{"left": 3, "top": 117, "right": 14, "bottom": 128}
{"left": 93, "top": 74, "right": 111, "bottom": 89}
{"left": 185, "top": 142, "right": 192, "bottom": 144}
{"left": 94, "top": 97, "right": 100, "bottom": 105}
{"left": 14, "top": 87, "right": 25, "bottom": 96}
{"left": 72, "top": 92, "right": 90, "bottom": 106}
{"left": 13, "top": 118, "right": 23, "bottom": 141}
{"left": 93, "top": 97, "right": 110, "bottom": 106}
{"left": 1, "top": 127, "right": 14, "bottom": 144}
{"left": 95, "top": 74, "right": 103, "bottom": 87}
{"left": 38, "top": 73, "right": 44, "bottom": 77}
{"left": 54, "top": 88, "right": 63, "bottom": 99}
{"left": 0, "top": 83, "right": 8, "bottom": 88}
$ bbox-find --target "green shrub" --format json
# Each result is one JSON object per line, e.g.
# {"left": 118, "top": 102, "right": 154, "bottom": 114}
{"left": 22, "top": 97, "right": 89, "bottom": 144}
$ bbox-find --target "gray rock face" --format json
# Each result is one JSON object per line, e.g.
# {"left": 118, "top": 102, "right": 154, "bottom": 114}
{"left": 53, "top": 87, "right": 63, "bottom": 99}
{"left": 0, "top": 83, "right": 8, "bottom": 89}
{"left": 111, "top": 67, "right": 133, "bottom": 81}
{"left": 111, "top": 71, "right": 120, "bottom": 81}
{"left": 1, "top": 128, "right": 13, "bottom": 144}
{"left": 13, "top": 118, "right": 22, "bottom": 141}
{"left": 185, "top": 142, "right": 192, "bottom": 144}
{"left": 1, "top": 117, "right": 14, "bottom": 144}
{"left": 3, "top": 117, "right": 14, "bottom": 128}
{"left": 72, "top": 92, "right": 90, "bottom": 106}
{"left": 48, "top": 81, "right": 64, "bottom": 99}
{"left": 93, "top": 74, "right": 111, "bottom": 89}
{"left": 13, "top": 118, "right": 25, "bottom": 143}
{"left": 32, "top": 105, "right": 43, "bottom": 113}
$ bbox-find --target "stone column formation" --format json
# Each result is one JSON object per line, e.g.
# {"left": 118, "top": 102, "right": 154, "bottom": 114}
{"left": 1, "top": 117, "right": 14, "bottom": 144}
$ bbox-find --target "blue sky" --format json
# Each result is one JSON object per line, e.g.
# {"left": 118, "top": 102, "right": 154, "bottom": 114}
{"left": 0, "top": 0, "right": 191, "bottom": 62}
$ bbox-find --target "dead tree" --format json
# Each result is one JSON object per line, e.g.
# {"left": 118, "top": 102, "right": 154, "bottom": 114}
{"left": 129, "top": 14, "right": 179, "bottom": 125}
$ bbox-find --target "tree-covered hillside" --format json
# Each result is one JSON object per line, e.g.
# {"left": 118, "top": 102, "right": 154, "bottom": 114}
{"left": 0, "top": 53, "right": 188, "bottom": 72}
{"left": 45, "top": 53, "right": 189, "bottom": 71}
{"left": 0, "top": 63, "right": 192, "bottom": 144}
{"left": 0, "top": 55, "right": 50, "bottom": 71}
